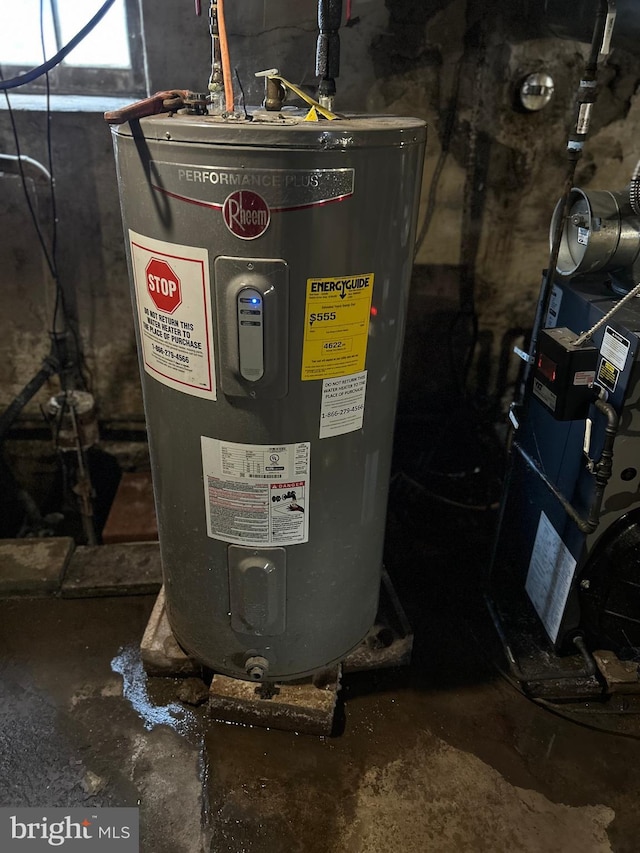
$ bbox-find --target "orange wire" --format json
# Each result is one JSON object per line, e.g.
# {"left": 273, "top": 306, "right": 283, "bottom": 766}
{"left": 217, "top": 0, "right": 234, "bottom": 113}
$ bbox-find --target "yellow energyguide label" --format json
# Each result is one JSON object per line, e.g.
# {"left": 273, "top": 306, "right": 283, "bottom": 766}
{"left": 301, "top": 273, "right": 374, "bottom": 380}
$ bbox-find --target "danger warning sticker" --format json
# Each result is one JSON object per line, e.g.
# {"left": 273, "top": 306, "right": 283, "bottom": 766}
{"left": 301, "top": 273, "right": 374, "bottom": 381}
{"left": 201, "top": 438, "right": 310, "bottom": 546}
{"left": 597, "top": 357, "right": 619, "bottom": 393}
{"left": 129, "top": 231, "right": 215, "bottom": 400}
{"left": 601, "top": 326, "right": 630, "bottom": 372}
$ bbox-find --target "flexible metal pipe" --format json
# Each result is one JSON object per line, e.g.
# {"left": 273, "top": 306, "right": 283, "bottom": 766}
{"left": 629, "top": 158, "right": 640, "bottom": 216}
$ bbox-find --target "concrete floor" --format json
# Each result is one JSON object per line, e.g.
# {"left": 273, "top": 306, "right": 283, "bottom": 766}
{"left": 1, "top": 501, "right": 640, "bottom": 853}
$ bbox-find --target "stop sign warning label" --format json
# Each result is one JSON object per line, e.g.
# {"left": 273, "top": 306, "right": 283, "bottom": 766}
{"left": 146, "top": 258, "right": 182, "bottom": 314}
{"left": 129, "top": 230, "right": 216, "bottom": 400}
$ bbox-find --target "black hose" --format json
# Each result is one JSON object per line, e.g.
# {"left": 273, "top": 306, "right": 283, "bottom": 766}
{"left": 0, "top": 0, "right": 116, "bottom": 91}
{"left": 316, "top": 0, "right": 343, "bottom": 100}
{"left": 0, "top": 357, "right": 58, "bottom": 445}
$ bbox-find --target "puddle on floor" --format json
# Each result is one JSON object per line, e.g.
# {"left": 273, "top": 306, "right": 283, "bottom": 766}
{"left": 111, "top": 643, "right": 196, "bottom": 735}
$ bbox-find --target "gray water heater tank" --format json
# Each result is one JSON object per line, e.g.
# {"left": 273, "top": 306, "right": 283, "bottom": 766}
{"left": 111, "top": 109, "right": 426, "bottom": 681}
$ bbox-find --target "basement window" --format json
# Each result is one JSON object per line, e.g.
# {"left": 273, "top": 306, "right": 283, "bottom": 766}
{"left": 0, "top": 0, "right": 147, "bottom": 98}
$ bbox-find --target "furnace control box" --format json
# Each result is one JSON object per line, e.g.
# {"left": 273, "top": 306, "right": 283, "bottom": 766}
{"left": 533, "top": 327, "right": 598, "bottom": 420}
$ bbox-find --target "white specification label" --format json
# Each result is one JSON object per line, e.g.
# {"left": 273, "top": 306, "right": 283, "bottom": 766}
{"left": 577, "top": 226, "right": 590, "bottom": 246}
{"left": 576, "top": 101, "right": 593, "bottom": 135}
{"left": 546, "top": 284, "right": 562, "bottom": 328}
{"left": 525, "top": 511, "right": 577, "bottom": 642}
{"left": 601, "top": 325, "right": 630, "bottom": 372}
{"left": 532, "top": 378, "right": 556, "bottom": 412}
{"left": 129, "top": 230, "right": 215, "bottom": 399}
{"left": 573, "top": 370, "right": 595, "bottom": 386}
{"left": 319, "top": 370, "right": 367, "bottom": 439}
{"left": 201, "top": 438, "right": 310, "bottom": 546}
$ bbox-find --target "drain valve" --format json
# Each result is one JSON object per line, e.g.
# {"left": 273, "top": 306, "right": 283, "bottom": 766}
{"left": 245, "top": 655, "right": 270, "bottom": 681}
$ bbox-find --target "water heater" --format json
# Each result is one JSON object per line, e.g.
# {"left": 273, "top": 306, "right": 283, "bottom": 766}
{"left": 111, "top": 109, "right": 425, "bottom": 681}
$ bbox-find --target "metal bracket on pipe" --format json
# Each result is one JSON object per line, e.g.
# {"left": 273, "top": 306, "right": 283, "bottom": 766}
{"left": 103, "top": 90, "right": 189, "bottom": 125}
{"left": 513, "top": 345, "right": 534, "bottom": 364}
{"left": 254, "top": 69, "right": 342, "bottom": 120}
{"left": 600, "top": 1, "right": 617, "bottom": 57}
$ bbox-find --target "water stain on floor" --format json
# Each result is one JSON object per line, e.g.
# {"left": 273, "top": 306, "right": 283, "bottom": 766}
{"left": 340, "top": 732, "right": 615, "bottom": 853}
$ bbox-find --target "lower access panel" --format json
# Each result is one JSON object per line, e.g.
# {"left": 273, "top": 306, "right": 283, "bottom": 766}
{"left": 228, "top": 545, "right": 286, "bottom": 636}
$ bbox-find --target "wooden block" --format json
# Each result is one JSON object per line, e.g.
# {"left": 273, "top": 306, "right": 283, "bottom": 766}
{"left": 343, "top": 569, "right": 413, "bottom": 673}
{"left": 140, "top": 587, "right": 202, "bottom": 677}
{"left": 593, "top": 650, "right": 640, "bottom": 694}
{"left": 0, "top": 537, "right": 74, "bottom": 597}
{"left": 138, "top": 570, "right": 411, "bottom": 736}
{"left": 61, "top": 542, "right": 163, "bottom": 597}
{"left": 102, "top": 471, "right": 158, "bottom": 544}
{"left": 209, "top": 669, "right": 340, "bottom": 736}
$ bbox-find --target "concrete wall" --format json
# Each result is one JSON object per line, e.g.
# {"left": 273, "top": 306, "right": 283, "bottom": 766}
{"left": 1, "top": 0, "right": 638, "bottom": 423}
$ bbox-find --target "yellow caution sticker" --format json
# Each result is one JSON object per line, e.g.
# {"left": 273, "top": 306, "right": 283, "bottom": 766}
{"left": 301, "top": 273, "right": 374, "bottom": 380}
{"left": 597, "top": 357, "right": 619, "bottom": 392}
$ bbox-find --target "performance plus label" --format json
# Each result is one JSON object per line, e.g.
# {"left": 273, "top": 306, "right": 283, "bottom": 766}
{"left": 149, "top": 163, "right": 355, "bottom": 237}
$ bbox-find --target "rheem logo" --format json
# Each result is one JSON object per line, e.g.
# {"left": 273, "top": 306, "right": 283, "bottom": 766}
{"left": 222, "top": 190, "right": 270, "bottom": 240}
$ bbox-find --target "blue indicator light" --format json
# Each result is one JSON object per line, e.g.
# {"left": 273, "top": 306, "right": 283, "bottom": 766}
{"left": 251, "top": 298, "right": 259, "bottom": 304}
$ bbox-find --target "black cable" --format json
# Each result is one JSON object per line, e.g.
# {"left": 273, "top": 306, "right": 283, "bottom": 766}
{"left": 0, "top": 76, "right": 56, "bottom": 279}
{"left": 0, "top": 0, "right": 116, "bottom": 91}
{"left": 234, "top": 67, "right": 251, "bottom": 120}
{"left": 38, "top": 0, "right": 69, "bottom": 388}
{"left": 40, "top": 3, "right": 58, "bottom": 281}
{"left": 413, "top": 44, "right": 483, "bottom": 410}
{"left": 38, "top": 0, "right": 63, "bottom": 356}
{"left": 414, "top": 53, "right": 464, "bottom": 256}
{"left": 0, "top": 77, "right": 79, "bottom": 380}
{"left": 0, "top": 81, "right": 68, "bottom": 431}
{"left": 0, "top": 0, "right": 94, "bottom": 440}
{"left": 39, "top": 7, "right": 63, "bottom": 392}
{"left": 1, "top": 60, "right": 68, "bottom": 343}
{"left": 43, "top": 0, "right": 91, "bottom": 391}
